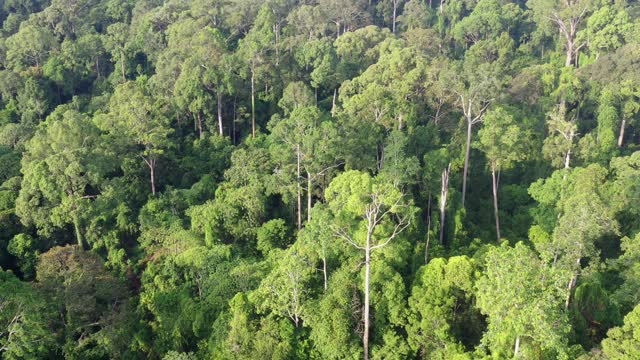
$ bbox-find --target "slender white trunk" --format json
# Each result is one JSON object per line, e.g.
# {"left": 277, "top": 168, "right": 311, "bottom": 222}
{"left": 121, "top": 50, "right": 126, "bottom": 81}
{"left": 332, "top": 88, "right": 337, "bottom": 117}
{"left": 565, "top": 40, "right": 574, "bottom": 68}
{"left": 149, "top": 158, "right": 156, "bottom": 195}
{"left": 392, "top": 0, "right": 398, "bottom": 33}
{"left": 514, "top": 335, "right": 521, "bottom": 357}
{"left": 73, "top": 214, "right": 85, "bottom": 250}
{"left": 462, "top": 119, "right": 473, "bottom": 207}
{"left": 322, "top": 257, "right": 328, "bottom": 291}
{"left": 564, "top": 147, "right": 571, "bottom": 169}
{"left": 491, "top": 163, "right": 501, "bottom": 242}
{"left": 363, "top": 244, "right": 371, "bottom": 360}
{"left": 618, "top": 118, "right": 626, "bottom": 147}
{"left": 425, "top": 194, "right": 432, "bottom": 263}
{"left": 439, "top": 163, "right": 450, "bottom": 245}
{"left": 297, "top": 144, "right": 302, "bottom": 230}
{"left": 565, "top": 257, "right": 581, "bottom": 309}
{"left": 307, "top": 173, "right": 312, "bottom": 222}
{"left": 217, "top": 92, "right": 223, "bottom": 135}
{"left": 197, "top": 111, "right": 204, "bottom": 138}
{"left": 251, "top": 70, "right": 256, "bottom": 138}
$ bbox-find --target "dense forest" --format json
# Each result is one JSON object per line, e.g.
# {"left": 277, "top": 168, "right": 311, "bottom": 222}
{"left": 1, "top": 0, "right": 640, "bottom": 358}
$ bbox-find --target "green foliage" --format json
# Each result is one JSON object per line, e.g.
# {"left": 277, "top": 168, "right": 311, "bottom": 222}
{"left": 601, "top": 304, "right": 640, "bottom": 360}
{"left": 476, "top": 242, "right": 570, "bottom": 358}
{"left": 475, "top": 106, "right": 528, "bottom": 171}
{"left": 256, "top": 219, "right": 291, "bottom": 255}
{"left": 16, "top": 109, "right": 114, "bottom": 247}
{"left": 1, "top": 1, "right": 640, "bottom": 359}
{"left": 406, "top": 256, "right": 478, "bottom": 358}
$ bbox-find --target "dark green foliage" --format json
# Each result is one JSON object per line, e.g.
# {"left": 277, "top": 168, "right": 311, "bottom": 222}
{"left": 1, "top": 0, "right": 639, "bottom": 359}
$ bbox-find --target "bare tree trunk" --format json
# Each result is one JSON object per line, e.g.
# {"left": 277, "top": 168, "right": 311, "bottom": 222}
{"left": 491, "top": 163, "right": 501, "bottom": 242}
{"left": 232, "top": 96, "right": 237, "bottom": 145}
{"left": 392, "top": 0, "right": 398, "bottom": 33}
{"left": 322, "top": 257, "right": 328, "bottom": 291}
{"left": 197, "top": 111, "right": 204, "bottom": 138}
{"left": 307, "top": 173, "right": 312, "bottom": 222}
{"left": 297, "top": 144, "right": 302, "bottom": 230}
{"left": 73, "top": 214, "right": 85, "bottom": 250}
{"left": 274, "top": 23, "right": 280, "bottom": 67}
{"left": 121, "top": 51, "right": 126, "bottom": 82}
{"left": 149, "top": 158, "right": 156, "bottom": 195}
{"left": 514, "top": 335, "right": 521, "bottom": 357}
{"left": 618, "top": 118, "right": 626, "bottom": 147}
{"left": 439, "top": 163, "right": 450, "bottom": 245}
{"left": 425, "top": 193, "right": 432, "bottom": 263}
{"left": 565, "top": 257, "right": 581, "bottom": 309}
{"left": 363, "top": 244, "right": 371, "bottom": 360}
{"left": 377, "top": 144, "right": 385, "bottom": 172}
{"left": 462, "top": 119, "right": 472, "bottom": 207}
{"left": 251, "top": 70, "right": 256, "bottom": 138}
{"left": 217, "top": 92, "right": 223, "bottom": 136}
{"left": 564, "top": 148, "right": 572, "bottom": 169}
{"left": 332, "top": 88, "right": 337, "bottom": 117}
{"left": 565, "top": 40, "right": 574, "bottom": 68}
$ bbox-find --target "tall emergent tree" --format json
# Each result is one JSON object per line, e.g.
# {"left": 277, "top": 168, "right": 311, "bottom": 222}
{"left": 475, "top": 107, "right": 527, "bottom": 241}
{"left": 325, "top": 170, "right": 415, "bottom": 360}
{"left": 16, "top": 109, "right": 112, "bottom": 248}
{"left": 476, "top": 243, "right": 569, "bottom": 358}
{"left": 97, "top": 80, "right": 173, "bottom": 195}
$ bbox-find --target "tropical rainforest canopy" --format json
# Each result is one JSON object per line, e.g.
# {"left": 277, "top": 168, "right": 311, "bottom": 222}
{"left": 1, "top": 0, "right": 640, "bottom": 359}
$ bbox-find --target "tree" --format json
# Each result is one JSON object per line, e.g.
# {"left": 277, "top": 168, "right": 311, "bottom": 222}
{"left": 237, "top": 4, "right": 275, "bottom": 138}
{"left": 379, "top": 130, "right": 421, "bottom": 189}
{"left": 103, "top": 23, "right": 131, "bottom": 82}
{"left": 97, "top": 80, "right": 173, "bottom": 195}
{"left": 397, "top": 0, "right": 432, "bottom": 31}
{"left": 543, "top": 109, "right": 578, "bottom": 169}
{"left": 592, "top": 87, "right": 618, "bottom": 159}
{"left": 36, "top": 245, "right": 134, "bottom": 358}
{"left": 476, "top": 242, "right": 569, "bottom": 358}
{"left": 269, "top": 102, "right": 340, "bottom": 228}
{"left": 298, "top": 205, "right": 339, "bottom": 291}
{"left": 253, "top": 246, "right": 313, "bottom": 327}
{"left": 16, "top": 109, "right": 113, "bottom": 248}
{"left": 306, "top": 264, "right": 362, "bottom": 359}
{"left": 601, "top": 304, "right": 640, "bottom": 360}
{"left": 612, "top": 233, "right": 640, "bottom": 313}
{"left": 172, "top": 26, "right": 233, "bottom": 137}
{"left": 319, "top": 0, "right": 370, "bottom": 38}
{"left": 580, "top": 4, "right": 632, "bottom": 57}
{"left": 553, "top": 165, "right": 618, "bottom": 308}
{"left": 530, "top": 165, "right": 619, "bottom": 309}
{"left": 0, "top": 270, "right": 54, "bottom": 358}
{"left": 617, "top": 81, "right": 639, "bottom": 148}
{"left": 452, "top": 0, "right": 523, "bottom": 46}
{"left": 527, "top": 0, "right": 593, "bottom": 67}
{"left": 5, "top": 23, "right": 57, "bottom": 70}
{"left": 376, "top": 0, "right": 405, "bottom": 33}
{"left": 444, "top": 38, "right": 509, "bottom": 206}
{"left": 474, "top": 107, "right": 527, "bottom": 241}
{"left": 326, "top": 170, "right": 416, "bottom": 360}
{"left": 406, "top": 256, "right": 477, "bottom": 358}
{"left": 295, "top": 39, "right": 338, "bottom": 98}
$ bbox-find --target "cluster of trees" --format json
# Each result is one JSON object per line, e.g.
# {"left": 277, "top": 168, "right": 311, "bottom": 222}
{"left": 1, "top": 0, "right": 640, "bottom": 358}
